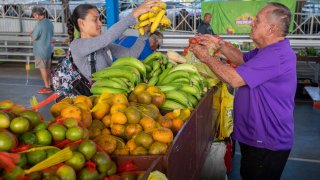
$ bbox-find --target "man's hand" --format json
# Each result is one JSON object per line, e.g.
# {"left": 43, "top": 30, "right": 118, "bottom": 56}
{"left": 198, "top": 34, "right": 222, "bottom": 50}
{"left": 189, "top": 44, "right": 211, "bottom": 64}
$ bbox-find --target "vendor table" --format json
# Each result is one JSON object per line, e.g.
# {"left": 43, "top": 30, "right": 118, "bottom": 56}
{"left": 298, "top": 56, "right": 320, "bottom": 109}
{"left": 297, "top": 56, "right": 320, "bottom": 83}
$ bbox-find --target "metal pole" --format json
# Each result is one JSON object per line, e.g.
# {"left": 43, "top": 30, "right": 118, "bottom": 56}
{"left": 18, "top": 5, "right": 23, "bottom": 33}
{"left": 106, "top": 0, "right": 119, "bottom": 28}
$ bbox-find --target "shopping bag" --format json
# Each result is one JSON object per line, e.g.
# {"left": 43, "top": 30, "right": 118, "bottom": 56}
{"left": 217, "top": 83, "right": 234, "bottom": 140}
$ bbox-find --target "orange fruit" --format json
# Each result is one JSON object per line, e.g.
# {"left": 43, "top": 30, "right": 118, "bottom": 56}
{"left": 137, "top": 92, "right": 152, "bottom": 104}
{"left": 146, "top": 86, "right": 161, "bottom": 95}
{"left": 133, "top": 83, "right": 148, "bottom": 95}
{"left": 74, "top": 102, "right": 91, "bottom": 111}
{"left": 152, "top": 92, "right": 166, "bottom": 107}
{"left": 172, "top": 118, "right": 184, "bottom": 133}
{"left": 0, "top": 100, "right": 15, "bottom": 110}
{"left": 111, "top": 124, "right": 126, "bottom": 137}
{"left": 101, "top": 115, "right": 112, "bottom": 127}
{"left": 80, "top": 109, "right": 92, "bottom": 128}
{"left": 131, "top": 146, "right": 148, "bottom": 155}
{"left": 165, "top": 112, "right": 176, "bottom": 120}
{"left": 128, "top": 93, "right": 138, "bottom": 103}
{"left": 95, "top": 135, "right": 117, "bottom": 154}
{"left": 148, "top": 141, "right": 168, "bottom": 155}
{"left": 152, "top": 127, "right": 174, "bottom": 143}
{"left": 110, "top": 103, "right": 127, "bottom": 114}
{"left": 50, "top": 102, "right": 72, "bottom": 118}
{"left": 60, "top": 106, "right": 82, "bottom": 121}
{"left": 112, "top": 94, "right": 128, "bottom": 105}
{"left": 91, "top": 102, "right": 110, "bottom": 120}
{"left": 60, "top": 97, "right": 73, "bottom": 104}
{"left": 126, "top": 139, "right": 137, "bottom": 152}
{"left": 111, "top": 112, "right": 127, "bottom": 125}
{"left": 125, "top": 124, "right": 143, "bottom": 139}
{"left": 73, "top": 95, "right": 93, "bottom": 109}
{"left": 134, "top": 132, "right": 153, "bottom": 149}
{"left": 157, "top": 116, "right": 173, "bottom": 129}
{"left": 112, "top": 148, "right": 129, "bottom": 156}
{"left": 101, "top": 128, "right": 111, "bottom": 135}
{"left": 124, "top": 106, "right": 141, "bottom": 124}
{"left": 139, "top": 116, "right": 157, "bottom": 133}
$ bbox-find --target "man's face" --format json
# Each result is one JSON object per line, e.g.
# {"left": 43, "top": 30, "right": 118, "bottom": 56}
{"left": 250, "top": 7, "right": 272, "bottom": 45}
{"left": 204, "top": 15, "right": 211, "bottom": 24}
{"left": 32, "top": 13, "right": 40, "bottom": 20}
{"left": 149, "top": 38, "right": 159, "bottom": 51}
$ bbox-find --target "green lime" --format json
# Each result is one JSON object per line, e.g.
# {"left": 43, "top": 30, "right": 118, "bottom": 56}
{"left": 9, "top": 117, "right": 30, "bottom": 134}
{"left": 36, "top": 129, "right": 52, "bottom": 146}
{"left": 26, "top": 150, "right": 47, "bottom": 166}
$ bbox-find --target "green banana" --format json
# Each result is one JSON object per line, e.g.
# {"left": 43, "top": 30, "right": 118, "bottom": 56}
{"left": 186, "top": 93, "right": 199, "bottom": 108}
{"left": 161, "top": 99, "right": 187, "bottom": 111}
{"left": 145, "top": 64, "right": 152, "bottom": 72}
{"left": 92, "top": 66, "right": 140, "bottom": 86}
{"left": 157, "top": 67, "right": 172, "bottom": 85}
{"left": 166, "top": 62, "right": 174, "bottom": 69}
{"left": 90, "top": 86, "right": 127, "bottom": 95}
{"left": 157, "top": 84, "right": 182, "bottom": 92}
{"left": 110, "top": 78, "right": 131, "bottom": 88}
{"left": 148, "top": 76, "right": 158, "bottom": 86}
{"left": 151, "top": 68, "right": 162, "bottom": 77}
{"left": 158, "top": 71, "right": 190, "bottom": 85}
{"left": 171, "top": 78, "right": 190, "bottom": 84}
{"left": 152, "top": 61, "right": 160, "bottom": 71}
{"left": 165, "top": 90, "right": 192, "bottom": 108}
{"left": 180, "top": 84, "right": 201, "bottom": 100}
{"left": 92, "top": 79, "right": 128, "bottom": 91}
{"left": 143, "top": 52, "right": 164, "bottom": 65}
{"left": 112, "top": 56, "right": 147, "bottom": 82}
{"left": 160, "top": 54, "right": 169, "bottom": 65}
{"left": 169, "top": 64, "right": 199, "bottom": 74}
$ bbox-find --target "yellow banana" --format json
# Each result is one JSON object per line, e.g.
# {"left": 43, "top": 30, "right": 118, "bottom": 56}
{"left": 138, "top": 19, "right": 150, "bottom": 27}
{"left": 160, "top": 16, "right": 171, "bottom": 26}
{"left": 151, "top": 6, "right": 161, "bottom": 12}
{"left": 139, "top": 12, "right": 149, "bottom": 21}
{"left": 150, "top": 9, "right": 166, "bottom": 33}
{"left": 139, "top": 28, "right": 144, "bottom": 36}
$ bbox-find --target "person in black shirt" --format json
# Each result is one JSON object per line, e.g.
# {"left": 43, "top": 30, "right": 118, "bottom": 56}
{"left": 197, "top": 13, "right": 214, "bottom": 35}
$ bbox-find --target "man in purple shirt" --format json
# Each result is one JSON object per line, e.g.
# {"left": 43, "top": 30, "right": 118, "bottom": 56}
{"left": 190, "top": 2, "right": 296, "bottom": 180}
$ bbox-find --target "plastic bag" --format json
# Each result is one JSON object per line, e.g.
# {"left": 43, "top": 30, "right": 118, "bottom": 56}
{"left": 200, "top": 142, "right": 227, "bottom": 180}
{"left": 217, "top": 83, "right": 234, "bottom": 140}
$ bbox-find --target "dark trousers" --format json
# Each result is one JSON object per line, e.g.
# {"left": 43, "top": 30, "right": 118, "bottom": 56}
{"left": 239, "top": 142, "right": 290, "bottom": 180}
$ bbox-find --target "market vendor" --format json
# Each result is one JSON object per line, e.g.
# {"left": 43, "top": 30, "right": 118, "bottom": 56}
{"left": 190, "top": 2, "right": 295, "bottom": 179}
{"left": 67, "top": 0, "right": 161, "bottom": 81}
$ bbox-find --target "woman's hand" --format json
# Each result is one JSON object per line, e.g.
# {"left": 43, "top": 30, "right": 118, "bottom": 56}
{"left": 132, "top": 0, "right": 161, "bottom": 19}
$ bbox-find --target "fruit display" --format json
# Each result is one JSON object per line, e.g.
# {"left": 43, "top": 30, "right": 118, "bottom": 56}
{"left": 134, "top": 1, "right": 171, "bottom": 35}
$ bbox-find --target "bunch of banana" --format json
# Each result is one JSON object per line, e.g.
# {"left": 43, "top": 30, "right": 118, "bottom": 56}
{"left": 154, "top": 64, "right": 210, "bottom": 111}
{"left": 142, "top": 51, "right": 176, "bottom": 86}
{"left": 135, "top": 1, "right": 171, "bottom": 35}
{"left": 91, "top": 56, "right": 146, "bottom": 95}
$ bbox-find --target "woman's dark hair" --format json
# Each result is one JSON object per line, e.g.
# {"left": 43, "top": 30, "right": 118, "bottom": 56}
{"left": 31, "top": 6, "right": 46, "bottom": 16}
{"left": 67, "top": 4, "right": 97, "bottom": 42}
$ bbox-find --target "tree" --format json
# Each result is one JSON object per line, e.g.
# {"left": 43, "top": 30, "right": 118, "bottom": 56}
{"left": 62, "top": 0, "right": 71, "bottom": 23}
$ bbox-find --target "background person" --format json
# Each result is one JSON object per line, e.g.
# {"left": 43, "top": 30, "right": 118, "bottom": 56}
{"left": 30, "top": 6, "right": 54, "bottom": 94}
{"left": 115, "top": 25, "right": 163, "bottom": 60}
{"left": 197, "top": 13, "right": 214, "bottom": 35}
{"left": 67, "top": 0, "right": 160, "bottom": 82}
{"left": 190, "top": 3, "right": 295, "bottom": 179}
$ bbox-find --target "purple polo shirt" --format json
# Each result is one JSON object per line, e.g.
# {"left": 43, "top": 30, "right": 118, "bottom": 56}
{"left": 233, "top": 38, "right": 296, "bottom": 151}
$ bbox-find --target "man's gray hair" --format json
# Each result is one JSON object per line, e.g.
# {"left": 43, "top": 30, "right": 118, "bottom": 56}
{"left": 150, "top": 31, "right": 164, "bottom": 47}
{"left": 266, "top": 2, "right": 291, "bottom": 36}
{"left": 31, "top": 6, "right": 46, "bottom": 16}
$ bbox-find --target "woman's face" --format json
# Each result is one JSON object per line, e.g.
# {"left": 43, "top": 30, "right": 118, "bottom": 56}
{"left": 79, "top": 9, "right": 102, "bottom": 38}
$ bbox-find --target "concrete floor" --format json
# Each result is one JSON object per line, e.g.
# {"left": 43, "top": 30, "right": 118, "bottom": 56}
{"left": 1, "top": 62, "right": 320, "bottom": 179}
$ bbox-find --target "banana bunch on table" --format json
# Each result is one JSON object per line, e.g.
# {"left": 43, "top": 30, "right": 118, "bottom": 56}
{"left": 135, "top": 1, "right": 171, "bottom": 35}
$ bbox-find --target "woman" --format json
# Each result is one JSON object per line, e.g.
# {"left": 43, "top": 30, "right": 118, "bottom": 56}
{"left": 67, "top": 0, "right": 160, "bottom": 81}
